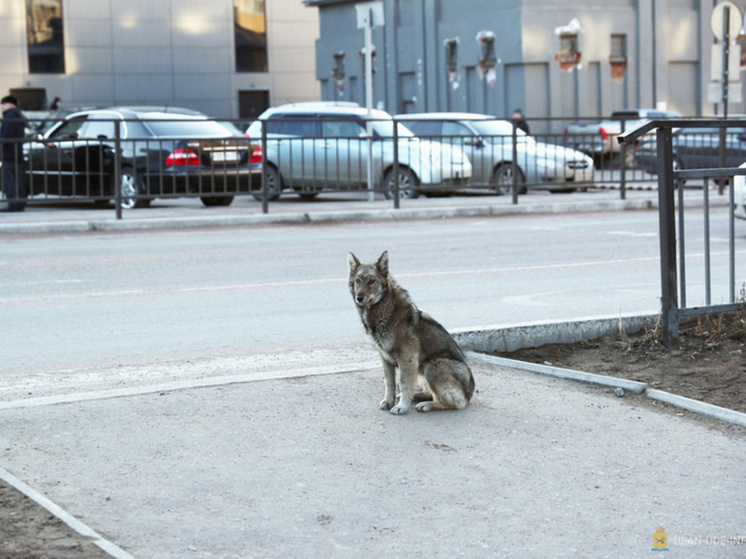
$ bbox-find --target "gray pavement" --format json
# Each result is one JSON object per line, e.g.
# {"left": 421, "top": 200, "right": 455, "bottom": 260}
{"left": 2, "top": 187, "right": 745, "bottom": 559}
{"left": 0, "top": 187, "right": 676, "bottom": 235}
{"left": 1, "top": 353, "right": 745, "bottom": 558}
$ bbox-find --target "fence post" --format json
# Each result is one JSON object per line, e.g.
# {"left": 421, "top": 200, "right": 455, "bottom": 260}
{"left": 619, "top": 117, "right": 620, "bottom": 200}
{"left": 114, "top": 119, "right": 122, "bottom": 220}
{"left": 393, "top": 118, "right": 400, "bottom": 209}
{"left": 511, "top": 122, "right": 518, "bottom": 205}
{"left": 655, "top": 125, "right": 679, "bottom": 347}
{"left": 261, "top": 119, "right": 268, "bottom": 214}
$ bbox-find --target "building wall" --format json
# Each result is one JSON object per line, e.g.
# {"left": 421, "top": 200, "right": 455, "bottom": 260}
{"left": 0, "top": 0, "right": 320, "bottom": 117}
{"left": 308, "top": 0, "right": 735, "bottom": 132}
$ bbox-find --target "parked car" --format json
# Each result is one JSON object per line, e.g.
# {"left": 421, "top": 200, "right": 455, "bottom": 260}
{"left": 245, "top": 103, "right": 472, "bottom": 200}
{"left": 565, "top": 108, "right": 681, "bottom": 156}
{"left": 734, "top": 162, "right": 746, "bottom": 220}
{"left": 635, "top": 126, "right": 746, "bottom": 185}
{"left": 24, "top": 106, "right": 260, "bottom": 209}
{"left": 397, "top": 112, "right": 593, "bottom": 194}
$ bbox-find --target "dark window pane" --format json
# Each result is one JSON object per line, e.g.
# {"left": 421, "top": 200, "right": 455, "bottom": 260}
{"left": 234, "top": 0, "right": 268, "bottom": 73}
{"left": 26, "top": 0, "right": 65, "bottom": 74}
{"left": 239, "top": 90, "right": 269, "bottom": 120}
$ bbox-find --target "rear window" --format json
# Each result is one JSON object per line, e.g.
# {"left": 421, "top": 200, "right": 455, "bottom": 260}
{"left": 144, "top": 119, "right": 232, "bottom": 138}
{"left": 400, "top": 120, "right": 441, "bottom": 136}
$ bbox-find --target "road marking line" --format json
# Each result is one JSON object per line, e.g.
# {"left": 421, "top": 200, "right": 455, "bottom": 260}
{"left": 0, "top": 361, "right": 381, "bottom": 410}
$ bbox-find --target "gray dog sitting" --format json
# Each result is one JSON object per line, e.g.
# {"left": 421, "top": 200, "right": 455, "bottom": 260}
{"left": 348, "top": 251, "right": 475, "bottom": 414}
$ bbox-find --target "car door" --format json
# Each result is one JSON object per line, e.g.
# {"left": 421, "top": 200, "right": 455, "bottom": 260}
{"left": 319, "top": 118, "right": 368, "bottom": 188}
{"left": 72, "top": 111, "right": 119, "bottom": 195}
{"left": 25, "top": 115, "right": 88, "bottom": 195}
{"left": 440, "top": 121, "right": 492, "bottom": 183}
{"left": 270, "top": 115, "right": 321, "bottom": 190}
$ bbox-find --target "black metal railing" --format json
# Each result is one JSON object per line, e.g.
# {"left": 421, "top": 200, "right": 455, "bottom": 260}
{"left": 619, "top": 118, "right": 743, "bottom": 348}
{"left": 1, "top": 114, "right": 740, "bottom": 219}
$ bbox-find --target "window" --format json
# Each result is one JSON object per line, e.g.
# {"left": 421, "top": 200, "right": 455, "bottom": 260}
{"left": 610, "top": 34, "right": 627, "bottom": 63}
{"left": 239, "top": 90, "right": 269, "bottom": 120}
{"left": 234, "top": 0, "right": 268, "bottom": 72}
{"left": 322, "top": 120, "right": 365, "bottom": 138}
{"left": 49, "top": 116, "right": 86, "bottom": 140}
{"left": 26, "top": 0, "right": 65, "bottom": 74}
{"left": 267, "top": 116, "right": 317, "bottom": 137}
{"left": 442, "top": 122, "right": 472, "bottom": 137}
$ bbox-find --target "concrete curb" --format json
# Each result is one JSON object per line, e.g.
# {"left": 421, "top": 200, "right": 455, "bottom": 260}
{"left": 467, "top": 351, "right": 648, "bottom": 393}
{"left": 457, "top": 314, "right": 746, "bottom": 428}
{"left": 647, "top": 389, "right": 746, "bottom": 427}
{"left": 0, "top": 467, "right": 135, "bottom": 559}
{"left": 0, "top": 197, "right": 660, "bottom": 235}
{"left": 452, "top": 312, "right": 659, "bottom": 353}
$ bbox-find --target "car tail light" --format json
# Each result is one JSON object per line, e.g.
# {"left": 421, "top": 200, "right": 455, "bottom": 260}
{"left": 250, "top": 146, "right": 262, "bottom": 163}
{"left": 165, "top": 147, "right": 200, "bottom": 166}
{"left": 599, "top": 127, "right": 609, "bottom": 141}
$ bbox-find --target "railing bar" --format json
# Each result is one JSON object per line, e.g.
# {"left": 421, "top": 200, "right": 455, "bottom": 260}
{"left": 677, "top": 173, "right": 687, "bottom": 309}
{"left": 703, "top": 179, "right": 711, "bottom": 306}
{"left": 729, "top": 173, "right": 737, "bottom": 302}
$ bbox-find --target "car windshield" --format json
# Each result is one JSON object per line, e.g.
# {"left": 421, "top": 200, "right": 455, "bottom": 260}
{"left": 144, "top": 118, "right": 234, "bottom": 138}
{"left": 470, "top": 119, "right": 529, "bottom": 138}
{"left": 370, "top": 119, "right": 414, "bottom": 138}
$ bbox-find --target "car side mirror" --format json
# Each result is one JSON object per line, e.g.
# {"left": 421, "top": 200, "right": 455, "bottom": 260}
{"left": 465, "top": 136, "right": 484, "bottom": 148}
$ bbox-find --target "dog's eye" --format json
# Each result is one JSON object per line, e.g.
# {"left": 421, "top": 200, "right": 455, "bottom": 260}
{"left": 367, "top": 278, "right": 376, "bottom": 286}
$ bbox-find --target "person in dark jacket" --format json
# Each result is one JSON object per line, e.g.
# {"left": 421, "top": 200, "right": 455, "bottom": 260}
{"left": 1, "top": 95, "right": 27, "bottom": 212}
{"left": 512, "top": 108, "right": 530, "bottom": 135}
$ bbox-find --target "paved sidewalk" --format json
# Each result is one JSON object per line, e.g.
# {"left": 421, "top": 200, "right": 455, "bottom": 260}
{"left": 1, "top": 352, "right": 744, "bottom": 558}
{"left": 0, "top": 187, "right": 723, "bottom": 235}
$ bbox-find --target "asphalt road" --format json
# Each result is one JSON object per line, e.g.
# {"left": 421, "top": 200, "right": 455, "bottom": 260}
{"left": 1, "top": 205, "right": 742, "bottom": 400}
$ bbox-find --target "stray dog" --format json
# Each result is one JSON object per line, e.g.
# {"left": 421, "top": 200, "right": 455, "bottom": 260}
{"left": 348, "top": 251, "right": 475, "bottom": 414}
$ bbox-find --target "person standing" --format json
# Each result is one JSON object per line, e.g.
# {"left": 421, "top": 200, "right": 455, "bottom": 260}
{"left": 1, "top": 95, "right": 27, "bottom": 212}
{"left": 512, "top": 108, "right": 530, "bottom": 135}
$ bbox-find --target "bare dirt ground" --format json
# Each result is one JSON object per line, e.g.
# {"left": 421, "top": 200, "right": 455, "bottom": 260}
{"left": 1, "top": 313, "right": 744, "bottom": 558}
{"left": 0, "top": 480, "right": 110, "bottom": 558}
{"left": 499, "top": 312, "right": 746, "bottom": 414}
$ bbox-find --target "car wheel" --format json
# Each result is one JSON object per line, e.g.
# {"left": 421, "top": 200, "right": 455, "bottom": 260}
{"left": 383, "top": 167, "right": 419, "bottom": 200}
{"left": 491, "top": 164, "right": 526, "bottom": 195}
{"left": 251, "top": 164, "right": 282, "bottom": 201}
{"left": 119, "top": 167, "right": 150, "bottom": 209}
{"left": 201, "top": 196, "right": 234, "bottom": 207}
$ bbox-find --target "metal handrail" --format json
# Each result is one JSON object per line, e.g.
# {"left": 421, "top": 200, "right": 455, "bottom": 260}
{"left": 619, "top": 118, "right": 742, "bottom": 348}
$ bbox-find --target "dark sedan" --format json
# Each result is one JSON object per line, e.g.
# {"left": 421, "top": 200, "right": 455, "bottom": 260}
{"left": 635, "top": 126, "right": 746, "bottom": 184}
{"left": 24, "top": 107, "right": 261, "bottom": 208}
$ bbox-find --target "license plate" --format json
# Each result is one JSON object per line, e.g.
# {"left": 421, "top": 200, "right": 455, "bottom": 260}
{"left": 211, "top": 151, "right": 240, "bottom": 163}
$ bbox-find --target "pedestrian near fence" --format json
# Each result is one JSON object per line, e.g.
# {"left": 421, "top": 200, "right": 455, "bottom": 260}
{"left": 1, "top": 95, "right": 27, "bottom": 212}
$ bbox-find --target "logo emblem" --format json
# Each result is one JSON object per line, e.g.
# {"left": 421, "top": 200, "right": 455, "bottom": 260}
{"left": 652, "top": 525, "right": 669, "bottom": 552}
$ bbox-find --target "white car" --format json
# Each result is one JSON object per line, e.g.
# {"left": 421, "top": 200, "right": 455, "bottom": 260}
{"left": 246, "top": 103, "right": 472, "bottom": 200}
{"left": 398, "top": 112, "right": 594, "bottom": 194}
{"left": 734, "top": 162, "right": 746, "bottom": 220}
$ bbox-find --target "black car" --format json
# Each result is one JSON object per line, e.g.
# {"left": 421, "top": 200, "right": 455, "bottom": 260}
{"left": 635, "top": 126, "right": 746, "bottom": 184}
{"left": 24, "top": 107, "right": 261, "bottom": 208}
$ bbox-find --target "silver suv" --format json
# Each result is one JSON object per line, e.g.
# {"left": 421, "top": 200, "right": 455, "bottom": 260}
{"left": 246, "top": 103, "right": 472, "bottom": 200}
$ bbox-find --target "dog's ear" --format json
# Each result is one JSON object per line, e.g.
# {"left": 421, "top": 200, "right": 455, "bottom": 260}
{"left": 376, "top": 251, "right": 389, "bottom": 277}
{"left": 347, "top": 252, "right": 361, "bottom": 275}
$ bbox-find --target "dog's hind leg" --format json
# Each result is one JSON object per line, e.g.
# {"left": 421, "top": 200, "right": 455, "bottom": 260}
{"left": 416, "top": 360, "right": 471, "bottom": 412}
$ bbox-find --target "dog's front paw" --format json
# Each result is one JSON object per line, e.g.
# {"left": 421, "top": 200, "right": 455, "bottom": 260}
{"left": 389, "top": 402, "right": 411, "bottom": 415}
{"left": 380, "top": 399, "right": 394, "bottom": 411}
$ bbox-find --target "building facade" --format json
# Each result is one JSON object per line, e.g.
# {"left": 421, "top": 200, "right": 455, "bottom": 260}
{"left": 0, "top": 0, "right": 320, "bottom": 118}
{"left": 306, "top": 0, "right": 744, "bottom": 131}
